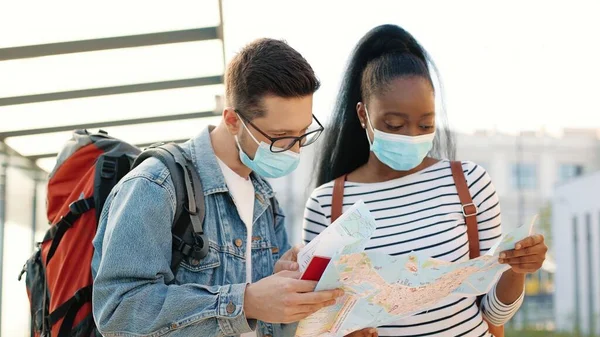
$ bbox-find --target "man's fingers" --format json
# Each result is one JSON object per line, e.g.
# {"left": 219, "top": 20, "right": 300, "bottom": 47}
{"left": 296, "top": 299, "right": 337, "bottom": 314}
{"left": 290, "top": 243, "right": 304, "bottom": 257}
{"left": 278, "top": 270, "right": 303, "bottom": 279}
{"left": 282, "top": 244, "right": 304, "bottom": 260}
{"left": 515, "top": 234, "right": 544, "bottom": 250}
{"left": 282, "top": 278, "right": 318, "bottom": 293}
{"left": 293, "top": 289, "right": 344, "bottom": 304}
{"left": 283, "top": 300, "right": 337, "bottom": 323}
{"left": 276, "top": 260, "right": 299, "bottom": 272}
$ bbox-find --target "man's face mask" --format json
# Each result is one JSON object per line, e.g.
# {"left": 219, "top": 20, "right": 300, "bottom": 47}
{"left": 235, "top": 117, "right": 301, "bottom": 179}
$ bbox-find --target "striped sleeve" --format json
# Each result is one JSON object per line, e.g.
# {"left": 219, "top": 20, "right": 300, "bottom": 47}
{"left": 302, "top": 190, "right": 330, "bottom": 243}
{"left": 465, "top": 161, "right": 524, "bottom": 324}
{"left": 481, "top": 282, "right": 525, "bottom": 326}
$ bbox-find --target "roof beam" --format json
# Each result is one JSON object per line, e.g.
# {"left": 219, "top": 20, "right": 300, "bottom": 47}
{"left": 27, "top": 138, "right": 191, "bottom": 161}
{"left": 0, "top": 141, "right": 46, "bottom": 174}
{"left": 0, "top": 76, "right": 223, "bottom": 107}
{"left": 0, "top": 110, "right": 218, "bottom": 139}
{"left": 0, "top": 27, "right": 219, "bottom": 61}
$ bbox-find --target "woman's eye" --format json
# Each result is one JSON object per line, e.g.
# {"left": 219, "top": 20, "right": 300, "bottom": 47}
{"left": 385, "top": 123, "right": 403, "bottom": 130}
{"left": 420, "top": 125, "right": 434, "bottom": 130}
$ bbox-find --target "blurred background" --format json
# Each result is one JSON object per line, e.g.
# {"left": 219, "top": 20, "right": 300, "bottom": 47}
{"left": 1, "top": 0, "right": 599, "bottom": 336}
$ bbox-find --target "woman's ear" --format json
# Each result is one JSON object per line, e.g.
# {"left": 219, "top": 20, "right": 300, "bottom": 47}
{"left": 356, "top": 102, "right": 367, "bottom": 129}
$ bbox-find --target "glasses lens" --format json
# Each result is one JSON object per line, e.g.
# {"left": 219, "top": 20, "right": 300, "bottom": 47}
{"left": 300, "top": 129, "right": 323, "bottom": 147}
{"left": 271, "top": 138, "right": 297, "bottom": 152}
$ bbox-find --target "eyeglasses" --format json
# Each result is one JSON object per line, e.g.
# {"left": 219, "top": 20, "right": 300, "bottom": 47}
{"left": 235, "top": 110, "right": 324, "bottom": 153}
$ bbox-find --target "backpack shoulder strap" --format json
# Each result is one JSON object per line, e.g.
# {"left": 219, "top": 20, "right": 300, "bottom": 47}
{"left": 94, "top": 154, "right": 134, "bottom": 222}
{"left": 450, "top": 161, "right": 480, "bottom": 259}
{"left": 270, "top": 197, "right": 279, "bottom": 224}
{"left": 132, "top": 143, "right": 208, "bottom": 277}
{"left": 331, "top": 175, "right": 347, "bottom": 223}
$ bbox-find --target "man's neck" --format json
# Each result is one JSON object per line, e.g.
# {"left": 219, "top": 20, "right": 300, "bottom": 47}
{"left": 210, "top": 122, "right": 252, "bottom": 179}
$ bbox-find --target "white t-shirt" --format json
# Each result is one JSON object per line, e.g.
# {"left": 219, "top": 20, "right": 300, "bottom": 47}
{"left": 216, "top": 158, "right": 257, "bottom": 337}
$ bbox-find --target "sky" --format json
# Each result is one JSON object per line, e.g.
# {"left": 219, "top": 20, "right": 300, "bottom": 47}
{"left": 0, "top": 0, "right": 599, "bottom": 171}
{"left": 222, "top": 0, "right": 600, "bottom": 135}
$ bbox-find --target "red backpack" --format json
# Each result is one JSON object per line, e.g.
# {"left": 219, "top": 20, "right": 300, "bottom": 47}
{"left": 18, "top": 129, "right": 209, "bottom": 337}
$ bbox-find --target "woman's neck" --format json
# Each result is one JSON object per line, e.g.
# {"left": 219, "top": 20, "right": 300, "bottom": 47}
{"left": 347, "top": 154, "right": 439, "bottom": 183}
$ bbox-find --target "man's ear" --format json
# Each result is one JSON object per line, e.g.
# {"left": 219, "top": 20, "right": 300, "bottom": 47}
{"left": 223, "top": 107, "right": 241, "bottom": 135}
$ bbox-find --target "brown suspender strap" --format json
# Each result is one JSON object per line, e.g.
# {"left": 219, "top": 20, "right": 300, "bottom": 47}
{"left": 331, "top": 175, "right": 347, "bottom": 222}
{"left": 450, "top": 161, "right": 480, "bottom": 259}
{"left": 450, "top": 161, "right": 504, "bottom": 337}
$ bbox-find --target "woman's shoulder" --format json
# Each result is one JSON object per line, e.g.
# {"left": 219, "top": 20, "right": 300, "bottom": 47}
{"left": 307, "top": 181, "right": 336, "bottom": 205}
{"left": 448, "top": 160, "right": 494, "bottom": 191}
{"left": 455, "top": 160, "right": 491, "bottom": 177}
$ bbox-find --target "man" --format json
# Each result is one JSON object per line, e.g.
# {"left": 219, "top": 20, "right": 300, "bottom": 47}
{"left": 91, "top": 38, "right": 342, "bottom": 337}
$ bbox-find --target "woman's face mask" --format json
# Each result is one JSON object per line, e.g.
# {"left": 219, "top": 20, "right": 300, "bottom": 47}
{"left": 365, "top": 107, "right": 435, "bottom": 171}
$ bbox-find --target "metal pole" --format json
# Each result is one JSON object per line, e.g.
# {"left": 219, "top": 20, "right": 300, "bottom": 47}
{"left": 516, "top": 132, "right": 528, "bottom": 329}
{"left": 217, "top": 0, "right": 227, "bottom": 69}
{"left": 0, "top": 157, "right": 7, "bottom": 334}
{"left": 31, "top": 177, "right": 38, "bottom": 250}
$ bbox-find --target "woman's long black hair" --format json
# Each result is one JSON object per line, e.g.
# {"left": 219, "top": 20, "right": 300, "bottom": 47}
{"left": 315, "top": 24, "right": 455, "bottom": 186}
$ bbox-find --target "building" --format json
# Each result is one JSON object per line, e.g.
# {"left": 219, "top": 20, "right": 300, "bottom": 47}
{"left": 552, "top": 172, "right": 600, "bottom": 335}
{"left": 456, "top": 129, "right": 600, "bottom": 232}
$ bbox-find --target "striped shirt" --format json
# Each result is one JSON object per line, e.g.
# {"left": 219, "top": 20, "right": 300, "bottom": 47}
{"left": 302, "top": 160, "right": 523, "bottom": 337}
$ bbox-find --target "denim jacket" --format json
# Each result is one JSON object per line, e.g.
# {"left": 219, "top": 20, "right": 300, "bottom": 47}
{"left": 91, "top": 126, "right": 293, "bottom": 337}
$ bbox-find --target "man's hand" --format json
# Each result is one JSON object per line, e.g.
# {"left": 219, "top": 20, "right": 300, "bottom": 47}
{"left": 274, "top": 244, "right": 303, "bottom": 273}
{"left": 498, "top": 234, "right": 548, "bottom": 274}
{"left": 345, "top": 328, "right": 378, "bottom": 337}
{"left": 244, "top": 270, "right": 343, "bottom": 323}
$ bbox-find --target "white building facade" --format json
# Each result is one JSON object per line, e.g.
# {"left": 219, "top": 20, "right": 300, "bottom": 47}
{"left": 552, "top": 172, "right": 600, "bottom": 335}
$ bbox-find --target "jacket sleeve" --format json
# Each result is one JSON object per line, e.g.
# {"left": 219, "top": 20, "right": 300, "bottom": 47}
{"left": 92, "top": 175, "right": 255, "bottom": 337}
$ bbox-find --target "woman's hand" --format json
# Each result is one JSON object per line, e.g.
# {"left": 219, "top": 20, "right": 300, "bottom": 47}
{"left": 345, "top": 328, "right": 378, "bottom": 337}
{"left": 498, "top": 234, "right": 547, "bottom": 273}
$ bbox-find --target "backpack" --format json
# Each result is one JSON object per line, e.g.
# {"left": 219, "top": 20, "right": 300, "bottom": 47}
{"left": 18, "top": 129, "right": 210, "bottom": 337}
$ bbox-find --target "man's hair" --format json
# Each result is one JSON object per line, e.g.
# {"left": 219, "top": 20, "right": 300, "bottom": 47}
{"left": 225, "top": 38, "right": 320, "bottom": 119}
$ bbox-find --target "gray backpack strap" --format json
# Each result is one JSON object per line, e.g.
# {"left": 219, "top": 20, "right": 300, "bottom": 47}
{"left": 132, "top": 143, "right": 208, "bottom": 277}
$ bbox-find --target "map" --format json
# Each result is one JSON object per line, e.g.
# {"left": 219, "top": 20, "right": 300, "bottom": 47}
{"left": 295, "top": 214, "right": 536, "bottom": 337}
{"left": 298, "top": 200, "right": 376, "bottom": 275}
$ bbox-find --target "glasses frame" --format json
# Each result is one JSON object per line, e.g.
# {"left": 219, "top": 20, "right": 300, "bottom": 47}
{"left": 235, "top": 109, "right": 324, "bottom": 153}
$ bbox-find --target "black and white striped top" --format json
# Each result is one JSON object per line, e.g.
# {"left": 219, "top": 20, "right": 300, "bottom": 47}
{"left": 302, "top": 160, "right": 523, "bottom": 337}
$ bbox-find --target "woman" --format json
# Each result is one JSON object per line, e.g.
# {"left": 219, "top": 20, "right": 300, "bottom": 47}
{"left": 302, "top": 24, "right": 547, "bottom": 337}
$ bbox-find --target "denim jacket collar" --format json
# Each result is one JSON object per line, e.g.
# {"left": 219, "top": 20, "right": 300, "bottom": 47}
{"left": 188, "top": 125, "right": 274, "bottom": 199}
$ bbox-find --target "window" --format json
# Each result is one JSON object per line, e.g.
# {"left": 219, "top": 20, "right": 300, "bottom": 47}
{"left": 511, "top": 163, "right": 537, "bottom": 189}
{"left": 559, "top": 164, "right": 584, "bottom": 183}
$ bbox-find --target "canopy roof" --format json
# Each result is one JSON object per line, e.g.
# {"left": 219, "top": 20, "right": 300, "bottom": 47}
{"left": 0, "top": 1, "right": 226, "bottom": 172}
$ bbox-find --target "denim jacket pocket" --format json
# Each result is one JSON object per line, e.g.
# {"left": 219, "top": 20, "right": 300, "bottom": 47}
{"left": 177, "top": 243, "right": 222, "bottom": 284}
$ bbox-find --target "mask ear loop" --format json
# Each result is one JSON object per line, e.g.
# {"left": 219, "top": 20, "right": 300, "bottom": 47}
{"left": 236, "top": 114, "right": 261, "bottom": 145}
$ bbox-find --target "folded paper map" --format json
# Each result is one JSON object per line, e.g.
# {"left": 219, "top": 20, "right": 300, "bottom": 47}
{"left": 295, "top": 212, "right": 536, "bottom": 337}
{"left": 298, "top": 200, "right": 377, "bottom": 281}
